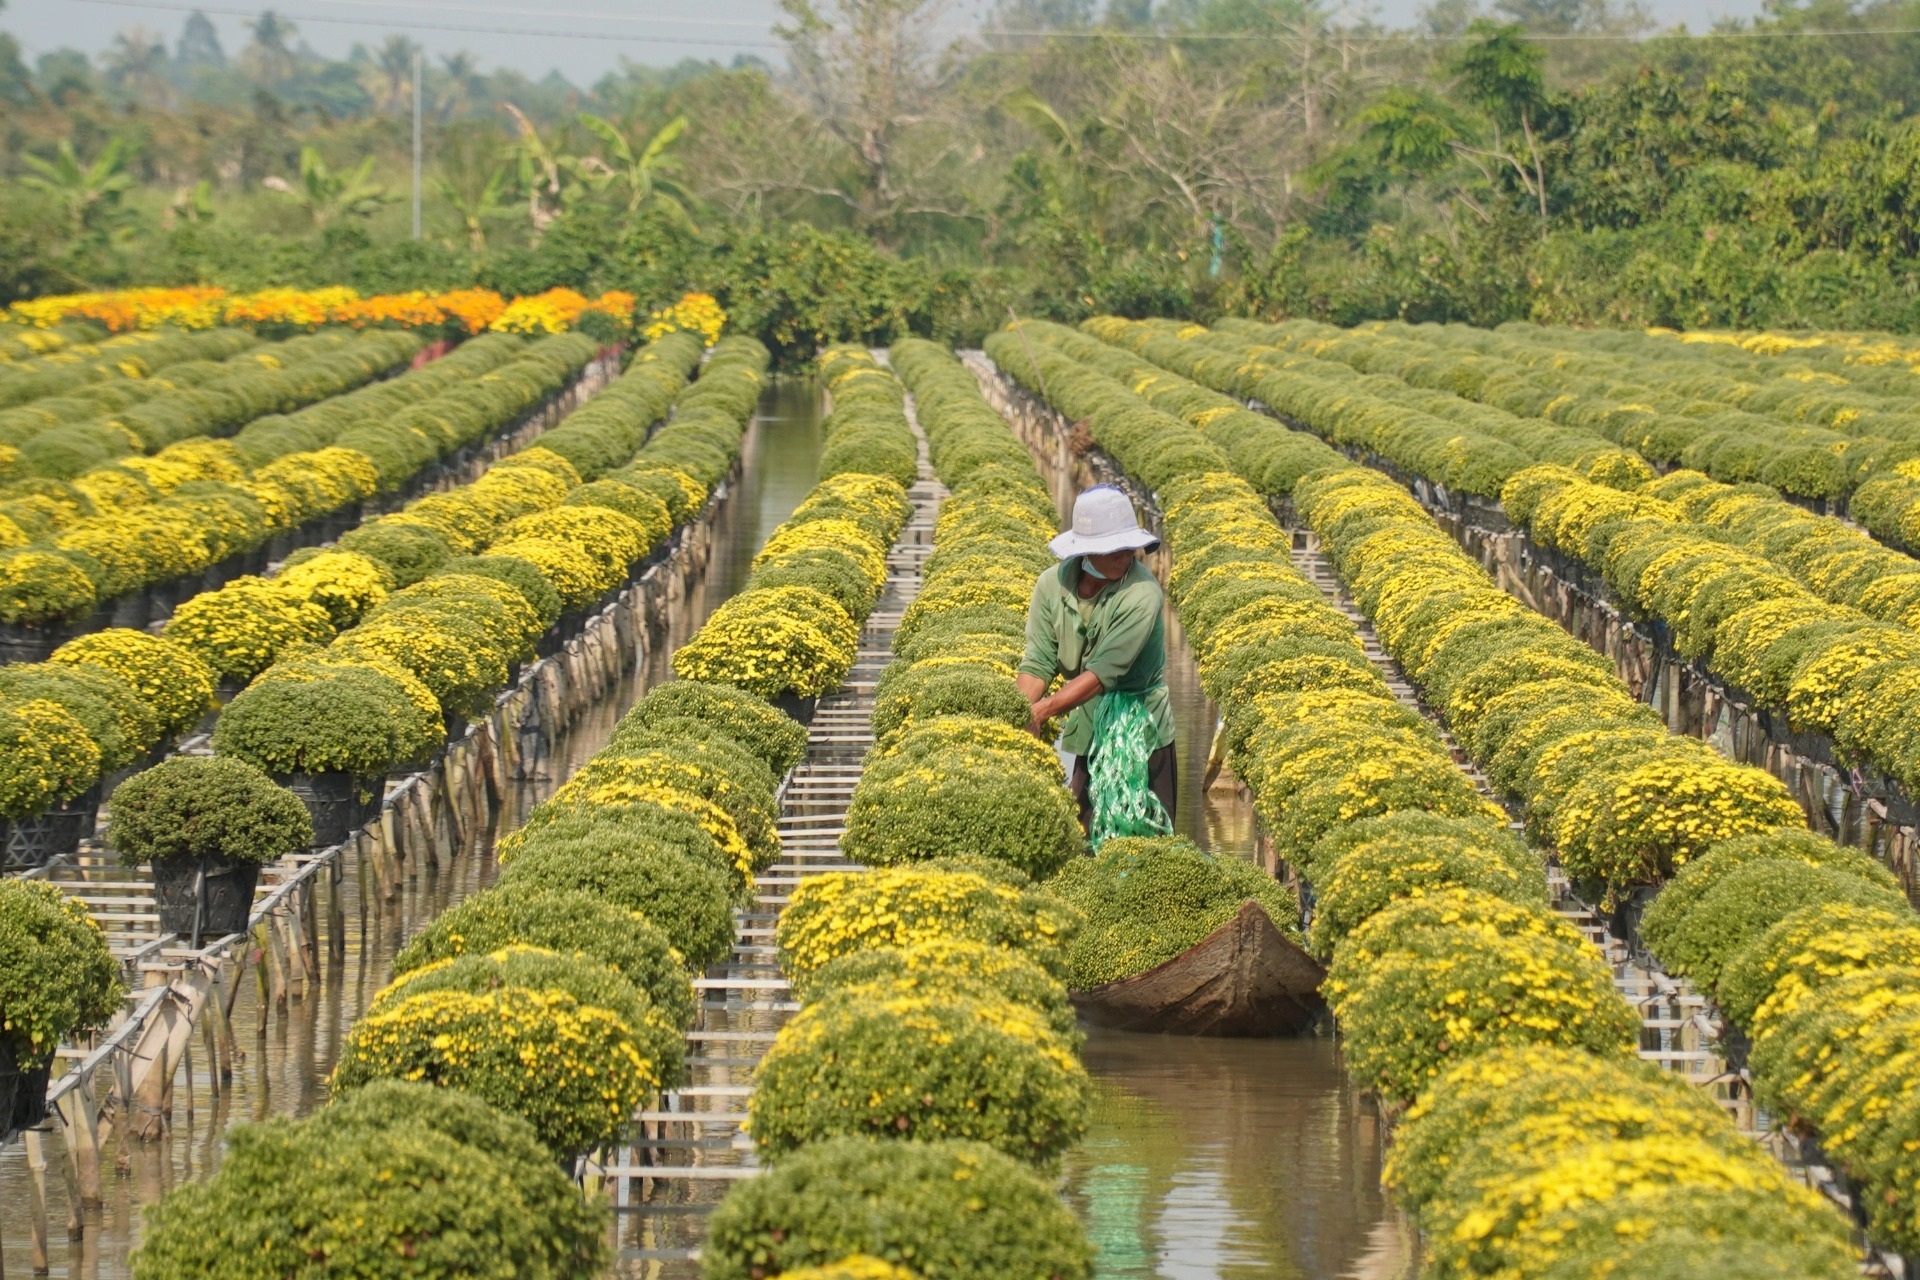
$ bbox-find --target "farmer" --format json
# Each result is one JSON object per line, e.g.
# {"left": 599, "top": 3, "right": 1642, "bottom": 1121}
{"left": 1017, "top": 484, "right": 1176, "bottom": 844}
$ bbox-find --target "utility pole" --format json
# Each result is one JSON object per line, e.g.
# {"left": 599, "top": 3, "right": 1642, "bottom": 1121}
{"left": 411, "top": 48, "right": 423, "bottom": 239}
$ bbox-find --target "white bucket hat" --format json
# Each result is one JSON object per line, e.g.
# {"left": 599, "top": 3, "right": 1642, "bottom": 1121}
{"left": 1048, "top": 485, "right": 1160, "bottom": 559}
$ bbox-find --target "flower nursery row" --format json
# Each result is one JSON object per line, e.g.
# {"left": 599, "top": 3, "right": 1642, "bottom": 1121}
{"left": 10, "top": 285, "right": 639, "bottom": 340}
{"left": 706, "top": 339, "right": 1097, "bottom": 1280}
{"left": 0, "top": 325, "right": 259, "bottom": 413}
{"left": 0, "top": 332, "right": 595, "bottom": 634}
{"left": 128, "top": 674, "right": 814, "bottom": 1278}
{"left": 1069, "top": 317, "right": 1920, "bottom": 1259}
{"left": 668, "top": 344, "right": 915, "bottom": 702}
{"left": 983, "top": 323, "right": 1863, "bottom": 1278}
{"left": 1111, "top": 318, "right": 1920, "bottom": 812}
{"left": 202, "top": 332, "right": 764, "bottom": 808}
{"left": 150, "top": 342, "right": 1001, "bottom": 1279}
{"left": 0, "top": 331, "right": 762, "bottom": 853}
{"left": 0, "top": 327, "right": 424, "bottom": 482}
{"left": 1234, "top": 316, "right": 1920, "bottom": 502}
{"left": 0, "top": 319, "right": 108, "bottom": 362}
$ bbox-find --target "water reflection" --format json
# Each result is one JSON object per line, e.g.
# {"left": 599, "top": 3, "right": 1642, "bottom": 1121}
{"left": 1064, "top": 1032, "right": 1412, "bottom": 1280}
{"left": 0, "top": 380, "right": 823, "bottom": 1280}
{"left": 1093, "top": 578, "right": 1413, "bottom": 1280}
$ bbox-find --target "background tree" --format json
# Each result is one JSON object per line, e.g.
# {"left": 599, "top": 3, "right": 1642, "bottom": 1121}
{"left": 263, "top": 145, "right": 391, "bottom": 227}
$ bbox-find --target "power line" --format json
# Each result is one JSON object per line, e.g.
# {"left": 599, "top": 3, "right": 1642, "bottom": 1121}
{"left": 70, "top": 0, "right": 789, "bottom": 47}
{"left": 67, "top": 0, "right": 1920, "bottom": 48}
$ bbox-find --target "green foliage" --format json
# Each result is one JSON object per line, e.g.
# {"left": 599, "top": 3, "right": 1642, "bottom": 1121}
{"left": 1045, "top": 836, "right": 1303, "bottom": 988}
{"left": 393, "top": 883, "right": 690, "bottom": 1022}
{"left": 749, "top": 990, "right": 1090, "bottom": 1166}
{"left": 496, "top": 820, "right": 734, "bottom": 976}
{"left": 802, "top": 939, "right": 1077, "bottom": 1039}
{"left": 0, "top": 879, "right": 124, "bottom": 1066}
{"left": 842, "top": 730, "right": 1082, "bottom": 880}
{"left": 627, "top": 680, "right": 807, "bottom": 776}
{"left": 701, "top": 1137, "right": 1094, "bottom": 1280}
{"left": 132, "top": 1098, "right": 603, "bottom": 1280}
{"left": 369, "top": 944, "right": 685, "bottom": 1086}
{"left": 106, "top": 756, "right": 312, "bottom": 866}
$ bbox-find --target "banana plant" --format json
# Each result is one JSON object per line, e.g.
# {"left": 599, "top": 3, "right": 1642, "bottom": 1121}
{"left": 576, "top": 112, "right": 699, "bottom": 226}
{"left": 262, "top": 146, "right": 392, "bottom": 227}
{"left": 19, "top": 136, "right": 138, "bottom": 239}
{"left": 432, "top": 164, "right": 514, "bottom": 251}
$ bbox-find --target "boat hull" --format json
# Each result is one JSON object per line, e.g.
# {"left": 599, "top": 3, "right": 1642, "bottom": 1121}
{"left": 1070, "top": 900, "right": 1327, "bottom": 1037}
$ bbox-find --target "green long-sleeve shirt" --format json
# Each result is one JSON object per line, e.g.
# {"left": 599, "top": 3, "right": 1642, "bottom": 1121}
{"left": 1019, "top": 558, "right": 1174, "bottom": 757}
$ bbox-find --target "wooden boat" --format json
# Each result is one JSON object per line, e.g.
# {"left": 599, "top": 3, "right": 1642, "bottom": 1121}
{"left": 1069, "top": 900, "right": 1327, "bottom": 1037}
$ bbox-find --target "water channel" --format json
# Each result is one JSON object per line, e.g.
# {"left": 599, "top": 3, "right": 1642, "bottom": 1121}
{"left": 0, "top": 374, "right": 1409, "bottom": 1280}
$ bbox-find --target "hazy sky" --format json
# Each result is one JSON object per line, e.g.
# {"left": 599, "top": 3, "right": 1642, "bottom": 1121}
{"left": 5, "top": 0, "right": 1769, "bottom": 86}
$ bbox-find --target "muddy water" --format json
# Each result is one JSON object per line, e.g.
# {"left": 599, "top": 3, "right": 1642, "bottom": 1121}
{"left": 1061, "top": 608, "right": 1414, "bottom": 1280}
{"left": 0, "top": 381, "right": 824, "bottom": 1280}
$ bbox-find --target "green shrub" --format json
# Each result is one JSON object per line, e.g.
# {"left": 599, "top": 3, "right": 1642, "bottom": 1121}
{"left": 0, "top": 879, "right": 124, "bottom": 1066}
{"left": 0, "top": 697, "right": 101, "bottom": 818}
{"left": 777, "top": 866, "right": 1082, "bottom": 983}
{"left": 626, "top": 680, "right": 806, "bottom": 775}
{"left": 869, "top": 661, "right": 1030, "bottom": 740}
{"left": 1642, "top": 827, "right": 1895, "bottom": 942}
{"left": 1717, "top": 903, "right": 1920, "bottom": 1030}
{"left": 1307, "top": 823, "right": 1547, "bottom": 959}
{"left": 749, "top": 990, "right": 1089, "bottom": 1165}
{"left": 1045, "top": 836, "right": 1302, "bottom": 988}
{"left": 802, "top": 939, "right": 1076, "bottom": 1039}
{"left": 369, "top": 944, "right": 685, "bottom": 1086}
{"left": 213, "top": 675, "right": 420, "bottom": 780}
{"left": 106, "top": 756, "right": 313, "bottom": 866}
{"left": 338, "top": 519, "right": 454, "bottom": 588}
{"left": 132, "top": 1108, "right": 590, "bottom": 1280}
{"left": 394, "top": 883, "right": 689, "bottom": 1019}
{"left": 333, "top": 984, "right": 658, "bottom": 1156}
{"left": 841, "top": 739, "right": 1081, "bottom": 880}
{"left": 496, "top": 826, "right": 733, "bottom": 976}
{"left": 1644, "top": 857, "right": 1908, "bottom": 992}
{"left": 309, "top": 1082, "right": 608, "bottom": 1279}
{"left": 701, "top": 1137, "right": 1094, "bottom": 1280}
{"left": 1326, "top": 899, "right": 1637, "bottom": 1104}
{"left": 0, "top": 660, "right": 156, "bottom": 772}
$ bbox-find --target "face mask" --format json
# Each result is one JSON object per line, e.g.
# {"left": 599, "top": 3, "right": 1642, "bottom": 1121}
{"left": 1082, "top": 556, "right": 1112, "bottom": 580}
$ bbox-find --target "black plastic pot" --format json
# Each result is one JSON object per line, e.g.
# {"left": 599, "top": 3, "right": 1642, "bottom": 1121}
{"left": 0, "top": 620, "right": 65, "bottom": 665}
{"left": 277, "top": 771, "right": 361, "bottom": 849}
{"left": 0, "top": 787, "right": 101, "bottom": 871}
{"left": 0, "top": 1037, "right": 18, "bottom": 1141}
{"left": 11, "top": 1061, "right": 50, "bottom": 1131}
{"left": 773, "top": 692, "right": 818, "bottom": 727}
{"left": 153, "top": 855, "right": 263, "bottom": 943}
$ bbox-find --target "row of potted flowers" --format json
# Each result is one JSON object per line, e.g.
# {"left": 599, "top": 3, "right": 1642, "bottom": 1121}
{"left": 126, "top": 673, "right": 810, "bottom": 1277}
{"left": 0, "top": 324, "right": 258, "bottom": 414}
{"left": 1227, "top": 315, "right": 1920, "bottom": 503}
{"left": 2, "top": 327, "right": 425, "bottom": 483}
{"left": 667, "top": 345, "right": 914, "bottom": 707}
{"left": 1085, "top": 315, "right": 1920, "bottom": 1261}
{"left": 10, "top": 285, "right": 637, "bottom": 342}
{"left": 1253, "top": 316, "right": 1920, "bottom": 564}
{"left": 704, "top": 337, "right": 1097, "bottom": 1280}
{"left": 141, "top": 345, "right": 954, "bottom": 1277}
{"left": 1090, "top": 314, "right": 1896, "bottom": 886}
{"left": 1150, "top": 318, "right": 1920, "bottom": 829}
{"left": 201, "top": 331, "right": 763, "bottom": 843}
{"left": 985, "top": 321, "right": 1861, "bottom": 1278}
{"left": 0, "top": 332, "right": 588, "bottom": 638}
{"left": 0, "top": 330, "right": 758, "bottom": 863}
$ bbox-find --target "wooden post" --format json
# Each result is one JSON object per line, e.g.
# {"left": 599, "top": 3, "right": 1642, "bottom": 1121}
{"left": 23, "top": 1127, "right": 49, "bottom": 1274}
